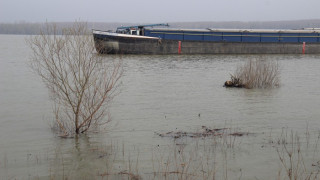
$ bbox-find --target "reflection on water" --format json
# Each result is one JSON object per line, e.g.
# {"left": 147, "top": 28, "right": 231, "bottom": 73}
{"left": 1, "top": 35, "right": 320, "bottom": 179}
{"left": 48, "top": 135, "right": 114, "bottom": 179}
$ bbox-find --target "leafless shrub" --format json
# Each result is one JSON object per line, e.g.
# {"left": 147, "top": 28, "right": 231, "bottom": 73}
{"left": 27, "top": 21, "right": 122, "bottom": 136}
{"left": 231, "top": 57, "right": 280, "bottom": 89}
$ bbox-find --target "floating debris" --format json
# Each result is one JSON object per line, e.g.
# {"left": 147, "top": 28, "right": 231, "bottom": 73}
{"left": 224, "top": 75, "right": 244, "bottom": 88}
{"left": 156, "top": 126, "right": 249, "bottom": 139}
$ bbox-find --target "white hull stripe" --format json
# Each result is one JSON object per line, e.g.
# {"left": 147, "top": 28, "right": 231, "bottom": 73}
{"left": 93, "top": 30, "right": 160, "bottom": 40}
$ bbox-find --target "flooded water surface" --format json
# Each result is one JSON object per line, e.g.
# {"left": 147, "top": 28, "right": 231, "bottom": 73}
{"left": 1, "top": 35, "right": 320, "bottom": 179}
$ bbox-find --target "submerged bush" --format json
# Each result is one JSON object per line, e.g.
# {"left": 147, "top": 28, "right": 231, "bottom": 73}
{"left": 228, "top": 58, "right": 280, "bottom": 89}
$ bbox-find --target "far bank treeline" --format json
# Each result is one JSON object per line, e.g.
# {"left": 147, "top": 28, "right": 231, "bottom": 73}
{"left": 2, "top": 19, "right": 320, "bottom": 35}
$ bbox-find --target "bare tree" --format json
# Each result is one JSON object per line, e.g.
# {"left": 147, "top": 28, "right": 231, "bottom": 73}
{"left": 27, "top": 22, "right": 122, "bottom": 136}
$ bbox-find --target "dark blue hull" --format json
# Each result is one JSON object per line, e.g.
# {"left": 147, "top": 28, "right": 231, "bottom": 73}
{"left": 144, "top": 28, "right": 320, "bottom": 43}
{"left": 93, "top": 28, "right": 320, "bottom": 54}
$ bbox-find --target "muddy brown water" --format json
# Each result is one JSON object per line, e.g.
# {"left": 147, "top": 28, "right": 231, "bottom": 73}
{"left": 1, "top": 35, "right": 320, "bottom": 179}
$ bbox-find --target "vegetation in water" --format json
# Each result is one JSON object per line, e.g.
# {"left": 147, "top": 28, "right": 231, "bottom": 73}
{"left": 3, "top": 126, "right": 319, "bottom": 180}
{"left": 225, "top": 57, "right": 280, "bottom": 89}
{"left": 27, "top": 21, "right": 123, "bottom": 136}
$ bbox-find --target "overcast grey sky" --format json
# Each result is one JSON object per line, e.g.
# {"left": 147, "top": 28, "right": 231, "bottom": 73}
{"left": 1, "top": 0, "right": 320, "bottom": 23}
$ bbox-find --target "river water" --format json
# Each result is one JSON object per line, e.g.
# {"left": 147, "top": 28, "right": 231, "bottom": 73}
{"left": 1, "top": 35, "right": 320, "bottom": 179}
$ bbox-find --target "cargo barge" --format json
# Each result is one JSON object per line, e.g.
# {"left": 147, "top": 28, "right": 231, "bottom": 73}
{"left": 92, "top": 24, "right": 320, "bottom": 54}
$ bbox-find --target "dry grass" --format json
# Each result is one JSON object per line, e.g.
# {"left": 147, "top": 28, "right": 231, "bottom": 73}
{"left": 97, "top": 126, "right": 245, "bottom": 180}
{"left": 4, "top": 126, "right": 320, "bottom": 180}
{"left": 275, "top": 129, "right": 320, "bottom": 180}
{"left": 230, "top": 57, "right": 280, "bottom": 89}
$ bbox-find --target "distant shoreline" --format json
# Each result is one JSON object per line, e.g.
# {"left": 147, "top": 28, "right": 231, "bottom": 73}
{"left": 1, "top": 19, "right": 320, "bottom": 35}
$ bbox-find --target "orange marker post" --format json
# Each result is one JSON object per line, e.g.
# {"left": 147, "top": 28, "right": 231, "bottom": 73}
{"left": 178, "top": 41, "right": 181, "bottom": 54}
{"left": 302, "top": 42, "right": 306, "bottom": 54}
